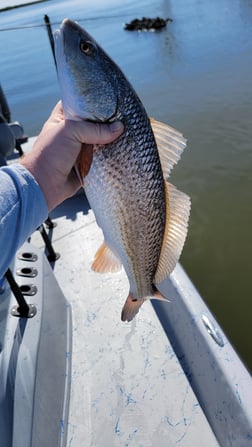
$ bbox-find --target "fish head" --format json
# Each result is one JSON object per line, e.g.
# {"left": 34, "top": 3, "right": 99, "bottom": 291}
{"left": 54, "top": 19, "right": 119, "bottom": 122}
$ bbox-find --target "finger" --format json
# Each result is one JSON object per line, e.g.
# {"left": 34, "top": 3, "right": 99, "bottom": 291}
{"left": 66, "top": 119, "right": 124, "bottom": 145}
{"left": 52, "top": 100, "right": 63, "bottom": 114}
{"left": 42, "top": 102, "right": 64, "bottom": 130}
{"left": 48, "top": 101, "right": 64, "bottom": 122}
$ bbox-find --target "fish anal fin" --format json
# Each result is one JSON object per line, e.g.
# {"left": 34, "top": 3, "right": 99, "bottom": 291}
{"left": 152, "top": 289, "right": 170, "bottom": 303}
{"left": 92, "top": 241, "right": 122, "bottom": 273}
{"left": 150, "top": 118, "right": 187, "bottom": 179}
{"left": 154, "top": 181, "right": 191, "bottom": 284}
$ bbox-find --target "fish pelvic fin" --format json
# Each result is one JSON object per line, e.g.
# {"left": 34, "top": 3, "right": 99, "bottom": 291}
{"left": 92, "top": 241, "right": 122, "bottom": 273}
{"left": 76, "top": 143, "right": 93, "bottom": 180}
{"left": 121, "top": 290, "right": 169, "bottom": 322}
{"left": 154, "top": 181, "right": 191, "bottom": 284}
{"left": 150, "top": 118, "right": 187, "bottom": 179}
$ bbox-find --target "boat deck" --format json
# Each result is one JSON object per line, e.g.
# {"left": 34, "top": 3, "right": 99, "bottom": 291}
{"left": 30, "top": 192, "right": 219, "bottom": 447}
{"left": 2, "top": 138, "right": 252, "bottom": 446}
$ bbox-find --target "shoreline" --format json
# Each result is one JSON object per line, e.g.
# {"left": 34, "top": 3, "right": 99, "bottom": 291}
{"left": 0, "top": 0, "right": 49, "bottom": 13}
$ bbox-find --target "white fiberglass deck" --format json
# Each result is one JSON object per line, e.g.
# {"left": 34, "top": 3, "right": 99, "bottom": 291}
{"left": 30, "top": 191, "right": 219, "bottom": 447}
{"left": 4, "top": 135, "right": 249, "bottom": 446}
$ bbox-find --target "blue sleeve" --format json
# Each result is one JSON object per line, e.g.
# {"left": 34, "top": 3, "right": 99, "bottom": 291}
{"left": 0, "top": 163, "right": 48, "bottom": 277}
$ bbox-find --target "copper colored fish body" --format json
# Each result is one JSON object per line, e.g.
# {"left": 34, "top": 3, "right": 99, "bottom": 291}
{"left": 54, "top": 19, "right": 191, "bottom": 322}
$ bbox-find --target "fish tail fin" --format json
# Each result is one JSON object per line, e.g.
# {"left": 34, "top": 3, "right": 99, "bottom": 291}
{"left": 121, "top": 290, "right": 169, "bottom": 322}
{"left": 121, "top": 293, "right": 144, "bottom": 322}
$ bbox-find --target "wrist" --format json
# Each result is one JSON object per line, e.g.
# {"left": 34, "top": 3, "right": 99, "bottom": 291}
{"left": 20, "top": 153, "right": 57, "bottom": 211}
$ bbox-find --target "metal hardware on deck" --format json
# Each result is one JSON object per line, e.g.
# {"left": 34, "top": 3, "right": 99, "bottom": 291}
{"left": 11, "top": 303, "right": 37, "bottom": 318}
{"left": 15, "top": 139, "right": 24, "bottom": 156}
{"left": 17, "top": 251, "right": 38, "bottom": 262}
{"left": 37, "top": 224, "right": 60, "bottom": 262}
{"left": 19, "top": 284, "right": 37, "bottom": 296}
{"left": 201, "top": 314, "right": 224, "bottom": 347}
{"left": 5, "top": 269, "right": 37, "bottom": 318}
{"left": 16, "top": 267, "right": 38, "bottom": 278}
{"left": 45, "top": 216, "right": 57, "bottom": 229}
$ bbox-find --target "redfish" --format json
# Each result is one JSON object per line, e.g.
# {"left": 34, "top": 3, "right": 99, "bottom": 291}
{"left": 54, "top": 19, "right": 190, "bottom": 322}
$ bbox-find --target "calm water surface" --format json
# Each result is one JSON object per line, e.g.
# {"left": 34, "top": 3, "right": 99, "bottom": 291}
{"left": 0, "top": 0, "right": 251, "bottom": 369}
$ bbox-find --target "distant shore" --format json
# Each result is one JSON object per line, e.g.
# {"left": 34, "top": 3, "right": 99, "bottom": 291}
{"left": 0, "top": 0, "right": 49, "bottom": 13}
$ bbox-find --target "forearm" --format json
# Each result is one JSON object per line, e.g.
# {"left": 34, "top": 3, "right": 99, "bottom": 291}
{"left": 0, "top": 164, "right": 48, "bottom": 277}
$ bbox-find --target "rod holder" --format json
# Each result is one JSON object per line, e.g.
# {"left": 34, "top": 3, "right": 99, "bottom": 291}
{"left": 37, "top": 224, "right": 60, "bottom": 262}
{"left": 5, "top": 269, "right": 37, "bottom": 318}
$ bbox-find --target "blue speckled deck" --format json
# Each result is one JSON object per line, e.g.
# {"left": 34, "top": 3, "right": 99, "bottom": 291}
{"left": 30, "top": 192, "right": 219, "bottom": 447}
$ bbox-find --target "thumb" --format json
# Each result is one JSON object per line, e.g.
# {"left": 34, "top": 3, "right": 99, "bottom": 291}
{"left": 68, "top": 119, "right": 124, "bottom": 145}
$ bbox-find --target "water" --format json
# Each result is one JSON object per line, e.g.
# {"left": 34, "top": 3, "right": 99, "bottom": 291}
{"left": 0, "top": 0, "right": 251, "bottom": 369}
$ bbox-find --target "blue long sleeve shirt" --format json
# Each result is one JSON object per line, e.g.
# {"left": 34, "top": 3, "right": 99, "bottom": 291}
{"left": 0, "top": 164, "right": 48, "bottom": 278}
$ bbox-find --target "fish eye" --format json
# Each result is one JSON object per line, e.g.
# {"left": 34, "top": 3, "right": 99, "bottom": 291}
{"left": 80, "top": 40, "right": 94, "bottom": 55}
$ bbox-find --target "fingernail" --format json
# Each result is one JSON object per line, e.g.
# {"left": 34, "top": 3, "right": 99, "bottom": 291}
{"left": 109, "top": 121, "right": 124, "bottom": 133}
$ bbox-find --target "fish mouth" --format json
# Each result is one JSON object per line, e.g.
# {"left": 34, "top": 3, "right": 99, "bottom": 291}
{"left": 54, "top": 18, "right": 79, "bottom": 35}
{"left": 53, "top": 19, "right": 79, "bottom": 66}
{"left": 54, "top": 18, "right": 89, "bottom": 53}
{"left": 54, "top": 18, "right": 120, "bottom": 122}
{"left": 61, "top": 18, "right": 82, "bottom": 33}
{"left": 53, "top": 21, "right": 66, "bottom": 68}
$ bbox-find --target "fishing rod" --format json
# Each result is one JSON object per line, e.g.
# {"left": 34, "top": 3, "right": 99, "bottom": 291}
{"left": 44, "top": 14, "right": 57, "bottom": 69}
{"left": 0, "top": 13, "right": 130, "bottom": 32}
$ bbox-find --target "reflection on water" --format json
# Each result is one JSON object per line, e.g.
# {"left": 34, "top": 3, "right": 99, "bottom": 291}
{"left": 0, "top": 0, "right": 251, "bottom": 369}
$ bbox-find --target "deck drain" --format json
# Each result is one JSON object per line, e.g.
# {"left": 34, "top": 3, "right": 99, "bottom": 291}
{"left": 16, "top": 267, "right": 38, "bottom": 277}
{"left": 18, "top": 252, "right": 38, "bottom": 262}
{"left": 19, "top": 284, "right": 37, "bottom": 296}
{"left": 11, "top": 304, "right": 37, "bottom": 318}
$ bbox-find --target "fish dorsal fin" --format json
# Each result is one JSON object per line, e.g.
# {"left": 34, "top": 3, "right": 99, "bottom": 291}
{"left": 154, "top": 181, "right": 191, "bottom": 284}
{"left": 150, "top": 118, "right": 187, "bottom": 179}
{"left": 92, "top": 241, "right": 122, "bottom": 273}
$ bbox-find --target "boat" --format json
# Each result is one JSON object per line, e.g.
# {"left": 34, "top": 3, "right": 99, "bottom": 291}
{"left": 0, "top": 125, "right": 251, "bottom": 446}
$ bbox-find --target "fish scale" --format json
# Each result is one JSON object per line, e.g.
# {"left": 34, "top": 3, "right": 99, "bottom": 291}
{"left": 54, "top": 19, "right": 190, "bottom": 321}
{"left": 84, "top": 115, "right": 166, "bottom": 300}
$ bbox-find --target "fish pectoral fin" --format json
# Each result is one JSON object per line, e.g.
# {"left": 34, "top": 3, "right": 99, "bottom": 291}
{"left": 150, "top": 118, "right": 187, "bottom": 179}
{"left": 74, "top": 163, "right": 84, "bottom": 186}
{"left": 154, "top": 181, "right": 191, "bottom": 284}
{"left": 121, "top": 294, "right": 144, "bottom": 322}
{"left": 76, "top": 143, "right": 93, "bottom": 180}
{"left": 91, "top": 241, "right": 122, "bottom": 273}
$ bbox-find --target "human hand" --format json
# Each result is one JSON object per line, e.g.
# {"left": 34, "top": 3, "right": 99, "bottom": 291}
{"left": 20, "top": 102, "right": 124, "bottom": 211}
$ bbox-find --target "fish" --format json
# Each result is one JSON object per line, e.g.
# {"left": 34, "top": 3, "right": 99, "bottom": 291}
{"left": 54, "top": 19, "right": 191, "bottom": 322}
